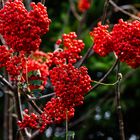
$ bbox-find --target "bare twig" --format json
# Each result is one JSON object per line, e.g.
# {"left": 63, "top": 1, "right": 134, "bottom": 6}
{"left": 69, "top": 0, "right": 81, "bottom": 21}
{"left": 101, "top": 0, "right": 110, "bottom": 24}
{"left": 30, "top": 130, "right": 40, "bottom": 140}
{"left": 28, "top": 92, "right": 55, "bottom": 100}
{"left": 115, "top": 61, "right": 125, "bottom": 140}
{"left": 109, "top": 0, "right": 140, "bottom": 21}
{"left": 87, "top": 58, "right": 119, "bottom": 94}
{"left": 0, "top": 74, "right": 43, "bottom": 114}
{"left": 41, "top": 0, "right": 45, "bottom": 5}
{"left": 75, "top": 46, "right": 94, "bottom": 68}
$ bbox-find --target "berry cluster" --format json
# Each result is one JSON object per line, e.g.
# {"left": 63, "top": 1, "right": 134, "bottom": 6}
{"left": 78, "top": 0, "right": 91, "bottom": 12}
{"left": 0, "top": 45, "right": 13, "bottom": 68}
{"left": 50, "top": 64, "right": 91, "bottom": 107}
{"left": 17, "top": 109, "right": 39, "bottom": 129}
{"left": 40, "top": 97, "right": 75, "bottom": 132}
{"left": 90, "top": 22, "right": 113, "bottom": 57}
{"left": 90, "top": 19, "right": 140, "bottom": 68}
{"left": 18, "top": 64, "right": 91, "bottom": 132}
{"left": 6, "top": 52, "right": 26, "bottom": 81}
{"left": 111, "top": 19, "right": 140, "bottom": 68}
{"left": 47, "top": 32, "right": 85, "bottom": 66}
{"left": 0, "top": 0, "right": 51, "bottom": 53}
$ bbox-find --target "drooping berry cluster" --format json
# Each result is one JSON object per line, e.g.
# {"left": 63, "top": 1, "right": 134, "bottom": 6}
{"left": 0, "top": 0, "right": 51, "bottom": 53}
{"left": 18, "top": 64, "right": 91, "bottom": 132}
{"left": 90, "top": 19, "right": 140, "bottom": 68}
{"left": 47, "top": 32, "right": 85, "bottom": 66}
{"left": 111, "top": 19, "right": 140, "bottom": 68}
{"left": 0, "top": 45, "right": 13, "bottom": 68}
{"left": 40, "top": 97, "right": 75, "bottom": 132}
{"left": 6, "top": 52, "right": 26, "bottom": 80}
{"left": 90, "top": 22, "right": 113, "bottom": 57}
{"left": 78, "top": 0, "right": 91, "bottom": 12}
{"left": 17, "top": 109, "right": 39, "bottom": 129}
{"left": 50, "top": 64, "right": 91, "bottom": 107}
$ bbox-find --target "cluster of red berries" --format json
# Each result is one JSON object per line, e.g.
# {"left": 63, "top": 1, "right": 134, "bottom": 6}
{"left": 0, "top": 45, "right": 13, "bottom": 68}
{"left": 90, "top": 22, "right": 113, "bottom": 57}
{"left": 50, "top": 64, "right": 91, "bottom": 107}
{"left": 6, "top": 52, "right": 26, "bottom": 81}
{"left": 78, "top": 0, "right": 91, "bottom": 12}
{"left": 0, "top": 0, "right": 51, "bottom": 53}
{"left": 90, "top": 19, "right": 140, "bottom": 68}
{"left": 18, "top": 64, "right": 91, "bottom": 132}
{"left": 111, "top": 19, "right": 140, "bottom": 68}
{"left": 47, "top": 32, "right": 85, "bottom": 66}
{"left": 40, "top": 97, "right": 75, "bottom": 132}
{"left": 17, "top": 109, "right": 39, "bottom": 129}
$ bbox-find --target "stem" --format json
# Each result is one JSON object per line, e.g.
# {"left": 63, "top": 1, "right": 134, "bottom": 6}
{"left": 92, "top": 79, "right": 119, "bottom": 86}
{"left": 101, "top": 0, "right": 110, "bottom": 25}
{"left": 69, "top": 0, "right": 81, "bottom": 21}
{"left": 28, "top": 92, "right": 55, "bottom": 100}
{"left": 115, "top": 61, "right": 125, "bottom": 140}
{"left": 3, "top": 89, "right": 9, "bottom": 140}
{"left": 87, "top": 58, "right": 118, "bottom": 94}
{"left": 0, "top": 75, "right": 43, "bottom": 115}
{"left": 109, "top": 0, "right": 140, "bottom": 21}
{"left": 66, "top": 109, "right": 68, "bottom": 140}
{"left": 75, "top": 46, "right": 94, "bottom": 68}
{"left": 41, "top": 0, "right": 46, "bottom": 5}
{"left": 8, "top": 97, "right": 13, "bottom": 140}
{"left": 25, "top": 94, "right": 43, "bottom": 114}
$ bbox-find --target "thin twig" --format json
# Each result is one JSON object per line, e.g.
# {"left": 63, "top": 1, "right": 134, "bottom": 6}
{"left": 0, "top": 75, "right": 43, "bottom": 114}
{"left": 115, "top": 61, "right": 125, "bottom": 140}
{"left": 87, "top": 58, "right": 118, "bottom": 94}
{"left": 41, "top": 0, "right": 45, "bottom": 5}
{"left": 109, "top": 0, "right": 140, "bottom": 21}
{"left": 30, "top": 130, "right": 40, "bottom": 140}
{"left": 25, "top": 94, "right": 43, "bottom": 114}
{"left": 75, "top": 46, "right": 94, "bottom": 68}
{"left": 65, "top": 109, "right": 68, "bottom": 140}
{"left": 101, "top": 0, "right": 110, "bottom": 24}
{"left": 69, "top": 0, "right": 81, "bottom": 21}
{"left": 28, "top": 92, "right": 55, "bottom": 100}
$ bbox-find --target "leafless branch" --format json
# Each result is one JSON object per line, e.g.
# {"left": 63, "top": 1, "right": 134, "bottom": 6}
{"left": 109, "top": 0, "right": 140, "bottom": 21}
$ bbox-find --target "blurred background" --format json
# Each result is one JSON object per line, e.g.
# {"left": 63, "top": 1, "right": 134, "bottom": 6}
{"left": 0, "top": 0, "right": 140, "bottom": 139}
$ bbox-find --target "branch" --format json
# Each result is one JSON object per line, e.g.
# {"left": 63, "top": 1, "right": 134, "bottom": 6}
{"left": 101, "top": 0, "right": 110, "bottom": 24}
{"left": 87, "top": 58, "right": 119, "bottom": 94}
{"left": 69, "top": 0, "right": 81, "bottom": 21}
{"left": 0, "top": 75, "right": 43, "bottom": 114}
{"left": 75, "top": 46, "right": 94, "bottom": 68}
{"left": 28, "top": 92, "right": 55, "bottom": 100}
{"left": 109, "top": 0, "right": 140, "bottom": 21}
{"left": 41, "top": 0, "right": 45, "bottom": 5}
{"left": 30, "top": 130, "right": 40, "bottom": 140}
{"left": 24, "top": 94, "right": 43, "bottom": 114}
{"left": 115, "top": 62, "right": 125, "bottom": 140}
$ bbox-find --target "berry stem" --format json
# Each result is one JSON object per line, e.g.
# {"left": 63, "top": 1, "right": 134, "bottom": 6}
{"left": 115, "top": 61, "right": 125, "bottom": 140}
{"left": 66, "top": 109, "right": 68, "bottom": 140}
{"left": 92, "top": 79, "right": 120, "bottom": 86}
{"left": 87, "top": 58, "right": 119, "bottom": 94}
{"left": 28, "top": 92, "right": 55, "bottom": 100}
{"left": 101, "top": 0, "right": 110, "bottom": 25}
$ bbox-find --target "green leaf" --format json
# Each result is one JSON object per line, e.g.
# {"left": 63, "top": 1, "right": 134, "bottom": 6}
{"left": 28, "top": 70, "right": 41, "bottom": 78}
{"left": 29, "top": 80, "right": 42, "bottom": 86}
